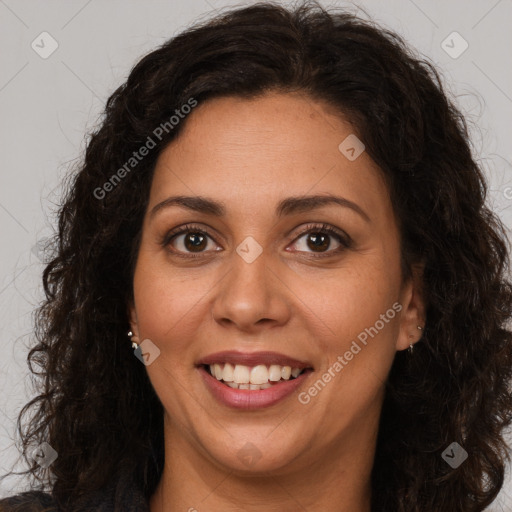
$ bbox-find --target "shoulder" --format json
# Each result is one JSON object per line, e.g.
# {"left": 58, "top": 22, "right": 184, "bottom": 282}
{"left": 0, "top": 491, "right": 57, "bottom": 511}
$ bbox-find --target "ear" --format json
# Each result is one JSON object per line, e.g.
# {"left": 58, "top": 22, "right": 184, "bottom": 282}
{"left": 396, "top": 262, "right": 426, "bottom": 351}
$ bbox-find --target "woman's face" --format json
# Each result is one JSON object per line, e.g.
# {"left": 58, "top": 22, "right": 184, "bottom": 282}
{"left": 129, "top": 91, "right": 424, "bottom": 476}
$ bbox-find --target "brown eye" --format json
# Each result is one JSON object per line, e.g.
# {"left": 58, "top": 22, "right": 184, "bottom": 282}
{"left": 304, "top": 232, "right": 331, "bottom": 252}
{"left": 167, "top": 230, "right": 217, "bottom": 254}
{"left": 162, "top": 222, "right": 351, "bottom": 259}
{"left": 289, "top": 223, "right": 351, "bottom": 257}
{"left": 182, "top": 232, "right": 208, "bottom": 252}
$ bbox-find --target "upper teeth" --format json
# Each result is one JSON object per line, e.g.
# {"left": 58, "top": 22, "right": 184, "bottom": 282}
{"left": 209, "top": 363, "right": 303, "bottom": 384}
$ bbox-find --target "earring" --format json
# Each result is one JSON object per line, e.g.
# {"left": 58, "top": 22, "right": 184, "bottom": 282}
{"left": 408, "top": 325, "right": 424, "bottom": 354}
{"left": 128, "top": 331, "right": 139, "bottom": 349}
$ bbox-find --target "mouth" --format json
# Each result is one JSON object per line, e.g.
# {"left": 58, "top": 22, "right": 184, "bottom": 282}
{"left": 198, "top": 362, "right": 314, "bottom": 410}
{"left": 201, "top": 363, "right": 312, "bottom": 391}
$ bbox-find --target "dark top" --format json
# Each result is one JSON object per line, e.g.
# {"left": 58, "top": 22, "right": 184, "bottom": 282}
{"left": 0, "top": 469, "right": 150, "bottom": 511}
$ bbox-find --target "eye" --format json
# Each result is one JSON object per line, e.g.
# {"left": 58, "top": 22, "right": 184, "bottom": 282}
{"left": 163, "top": 224, "right": 220, "bottom": 257}
{"left": 289, "top": 223, "right": 351, "bottom": 257}
{"left": 162, "top": 222, "right": 351, "bottom": 259}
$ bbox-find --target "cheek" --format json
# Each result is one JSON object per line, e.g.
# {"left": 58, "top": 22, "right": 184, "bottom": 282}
{"left": 132, "top": 250, "right": 196, "bottom": 342}
{"left": 307, "top": 257, "right": 401, "bottom": 347}
{"left": 311, "top": 269, "right": 400, "bottom": 405}
{"left": 337, "top": 270, "right": 401, "bottom": 371}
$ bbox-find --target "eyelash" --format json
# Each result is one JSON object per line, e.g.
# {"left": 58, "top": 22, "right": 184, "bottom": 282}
{"left": 162, "top": 223, "right": 352, "bottom": 260}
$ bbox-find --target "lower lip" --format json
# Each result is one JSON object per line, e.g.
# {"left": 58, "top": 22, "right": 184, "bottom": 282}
{"left": 198, "top": 366, "right": 312, "bottom": 410}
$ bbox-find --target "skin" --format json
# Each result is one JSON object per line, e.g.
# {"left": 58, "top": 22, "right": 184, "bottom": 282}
{"left": 129, "top": 91, "right": 425, "bottom": 512}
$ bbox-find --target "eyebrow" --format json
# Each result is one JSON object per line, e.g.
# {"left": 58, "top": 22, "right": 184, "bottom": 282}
{"left": 149, "top": 194, "right": 370, "bottom": 223}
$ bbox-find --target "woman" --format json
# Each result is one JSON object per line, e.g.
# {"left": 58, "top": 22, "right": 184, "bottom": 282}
{"left": 1, "top": 1, "right": 511, "bottom": 511}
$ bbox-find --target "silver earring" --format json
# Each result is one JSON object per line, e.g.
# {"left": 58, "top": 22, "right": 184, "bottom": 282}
{"left": 128, "top": 331, "right": 139, "bottom": 349}
{"left": 409, "top": 325, "right": 423, "bottom": 354}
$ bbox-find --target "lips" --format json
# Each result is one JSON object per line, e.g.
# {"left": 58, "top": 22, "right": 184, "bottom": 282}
{"left": 198, "top": 365, "right": 313, "bottom": 409}
{"left": 196, "top": 350, "right": 313, "bottom": 369}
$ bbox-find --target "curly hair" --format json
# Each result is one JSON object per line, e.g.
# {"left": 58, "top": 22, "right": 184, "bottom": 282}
{"left": 1, "top": 1, "right": 512, "bottom": 511}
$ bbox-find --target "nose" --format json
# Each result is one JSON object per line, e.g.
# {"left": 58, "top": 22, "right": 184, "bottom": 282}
{"left": 210, "top": 246, "right": 291, "bottom": 333}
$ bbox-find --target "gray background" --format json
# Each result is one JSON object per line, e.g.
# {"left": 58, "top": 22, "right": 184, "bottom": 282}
{"left": 0, "top": 0, "right": 511, "bottom": 508}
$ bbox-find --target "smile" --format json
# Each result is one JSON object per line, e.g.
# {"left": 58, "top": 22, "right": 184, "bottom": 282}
{"left": 199, "top": 365, "right": 313, "bottom": 410}
{"left": 205, "top": 363, "right": 305, "bottom": 390}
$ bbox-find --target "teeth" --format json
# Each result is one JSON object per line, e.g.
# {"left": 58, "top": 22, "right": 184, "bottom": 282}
{"left": 233, "top": 365, "right": 250, "bottom": 384}
{"left": 250, "top": 365, "right": 269, "bottom": 384}
{"left": 268, "top": 365, "right": 282, "bottom": 381}
{"left": 223, "top": 363, "right": 234, "bottom": 382}
{"left": 213, "top": 363, "right": 223, "bottom": 380}
{"left": 208, "top": 363, "right": 304, "bottom": 386}
{"left": 226, "top": 381, "right": 273, "bottom": 390}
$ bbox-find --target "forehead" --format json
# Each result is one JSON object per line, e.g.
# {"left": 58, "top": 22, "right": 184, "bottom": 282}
{"left": 149, "top": 92, "right": 390, "bottom": 222}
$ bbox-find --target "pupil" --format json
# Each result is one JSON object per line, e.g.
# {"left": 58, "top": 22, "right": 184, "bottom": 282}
{"left": 308, "top": 233, "right": 329, "bottom": 251}
{"left": 185, "top": 232, "right": 206, "bottom": 251}
{"left": 184, "top": 232, "right": 330, "bottom": 253}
